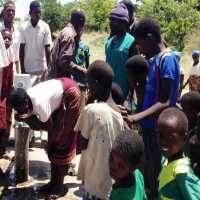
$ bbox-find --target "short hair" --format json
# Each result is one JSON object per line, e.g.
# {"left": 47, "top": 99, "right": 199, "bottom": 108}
{"left": 70, "top": 10, "right": 85, "bottom": 27}
{"left": 9, "top": 88, "right": 28, "bottom": 109}
{"left": 133, "top": 18, "right": 161, "bottom": 43}
{"left": 158, "top": 108, "right": 188, "bottom": 135}
{"left": 181, "top": 92, "right": 200, "bottom": 111}
{"left": 3, "top": 1, "right": 15, "bottom": 8}
{"left": 120, "top": 0, "right": 135, "bottom": 14}
{"left": 113, "top": 130, "right": 144, "bottom": 167}
{"left": 30, "top": 1, "right": 41, "bottom": 12}
{"left": 1, "top": 28, "right": 12, "bottom": 35}
{"left": 87, "top": 60, "right": 114, "bottom": 89}
{"left": 111, "top": 82, "right": 125, "bottom": 105}
{"left": 125, "top": 55, "right": 149, "bottom": 74}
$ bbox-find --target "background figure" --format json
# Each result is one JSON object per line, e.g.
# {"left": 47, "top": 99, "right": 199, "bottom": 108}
{"left": 9, "top": 78, "right": 80, "bottom": 198}
{"left": 0, "top": 1, "right": 21, "bottom": 73}
{"left": 106, "top": 4, "right": 137, "bottom": 98}
{"left": 73, "top": 40, "right": 90, "bottom": 85}
{"left": 183, "top": 51, "right": 200, "bottom": 92}
{"left": 181, "top": 92, "right": 200, "bottom": 178}
{"left": 20, "top": 0, "right": 52, "bottom": 85}
{"left": 49, "top": 10, "right": 86, "bottom": 79}
{"left": 0, "top": 29, "right": 14, "bottom": 157}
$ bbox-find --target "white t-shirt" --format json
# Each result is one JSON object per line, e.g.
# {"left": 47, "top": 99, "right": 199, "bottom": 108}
{"left": 75, "top": 102, "right": 124, "bottom": 199}
{"left": 20, "top": 20, "right": 52, "bottom": 73}
{"left": 189, "top": 62, "right": 200, "bottom": 76}
{"left": 27, "top": 79, "right": 63, "bottom": 122}
{"left": 0, "top": 32, "right": 9, "bottom": 68}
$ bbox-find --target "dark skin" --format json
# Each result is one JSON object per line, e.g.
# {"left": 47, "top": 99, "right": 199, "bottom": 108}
{"left": 20, "top": 7, "right": 51, "bottom": 73}
{"left": 157, "top": 117, "right": 186, "bottom": 163}
{"left": 14, "top": 95, "right": 54, "bottom": 132}
{"left": 77, "top": 73, "right": 111, "bottom": 151}
{"left": 2, "top": 3, "right": 15, "bottom": 30}
{"left": 125, "top": 35, "right": 173, "bottom": 124}
{"left": 182, "top": 55, "right": 200, "bottom": 89}
{"left": 109, "top": 17, "right": 138, "bottom": 56}
{"left": 109, "top": 148, "right": 135, "bottom": 187}
{"left": 1, "top": 30, "right": 12, "bottom": 49}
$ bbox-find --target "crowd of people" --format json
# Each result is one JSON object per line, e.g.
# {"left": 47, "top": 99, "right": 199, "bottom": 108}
{"left": 0, "top": 0, "right": 200, "bottom": 199}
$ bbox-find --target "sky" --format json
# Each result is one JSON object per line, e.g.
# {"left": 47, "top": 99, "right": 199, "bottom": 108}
{"left": 15, "top": 0, "right": 72, "bottom": 19}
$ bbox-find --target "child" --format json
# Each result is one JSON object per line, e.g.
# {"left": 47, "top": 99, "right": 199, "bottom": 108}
{"left": 181, "top": 92, "right": 200, "bottom": 178}
{"left": 111, "top": 82, "right": 125, "bottom": 105}
{"left": 125, "top": 55, "right": 149, "bottom": 113}
{"left": 73, "top": 41, "right": 90, "bottom": 85}
{"left": 157, "top": 107, "right": 200, "bottom": 200}
{"left": 0, "top": 28, "right": 14, "bottom": 157}
{"left": 183, "top": 51, "right": 200, "bottom": 92}
{"left": 109, "top": 130, "right": 147, "bottom": 200}
{"left": 75, "top": 60, "right": 124, "bottom": 200}
{"left": 127, "top": 18, "right": 180, "bottom": 199}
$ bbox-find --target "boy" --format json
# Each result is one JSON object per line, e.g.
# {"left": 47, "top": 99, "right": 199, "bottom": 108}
{"left": 109, "top": 131, "right": 147, "bottom": 200}
{"left": 9, "top": 78, "right": 80, "bottom": 197}
{"left": 0, "top": 28, "right": 14, "bottom": 157}
{"left": 157, "top": 107, "right": 200, "bottom": 200}
{"left": 125, "top": 55, "right": 149, "bottom": 113}
{"left": 181, "top": 92, "right": 200, "bottom": 177}
{"left": 126, "top": 18, "right": 180, "bottom": 199}
{"left": 75, "top": 60, "right": 124, "bottom": 200}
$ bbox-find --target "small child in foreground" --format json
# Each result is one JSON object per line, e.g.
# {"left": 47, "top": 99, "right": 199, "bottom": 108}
{"left": 157, "top": 108, "right": 200, "bottom": 200}
{"left": 181, "top": 92, "right": 200, "bottom": 178}
{"left": 109, "top": 130, "right": 147, "bottom": 200}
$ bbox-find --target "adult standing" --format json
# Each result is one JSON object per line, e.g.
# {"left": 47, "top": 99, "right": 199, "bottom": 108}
{"left": 0, "top": 1, "right": 21, "bottom": 73}
{"left": 9, "top": 78, "right": 80, "bottom": 197}
{"left": 20, "top": 1, "right": 52, "bottom": 85}
{"left": 49, "top": 10, "right": 86, "bottom": 79}
{"left": 105, "top": 4, "right": 137, "bottom": 98}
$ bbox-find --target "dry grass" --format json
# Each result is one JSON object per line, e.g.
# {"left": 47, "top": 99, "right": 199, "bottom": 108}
{"left": 81, "top": 31, "right": 108, "bottom": 62}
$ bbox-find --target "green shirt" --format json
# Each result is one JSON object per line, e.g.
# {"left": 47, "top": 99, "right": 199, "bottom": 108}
{"left": 105, "top": 33, "right": 135, "bottom": 97}
{"left": 158, "top": 157, "right": 200, "bottom": 200}
{"left": 110, "top": 169, "right": 147, "bottom": 200}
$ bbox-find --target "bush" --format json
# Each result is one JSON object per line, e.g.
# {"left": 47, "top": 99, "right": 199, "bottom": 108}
{"left": 138, "top": 0, "right": 200, "bottom": 50}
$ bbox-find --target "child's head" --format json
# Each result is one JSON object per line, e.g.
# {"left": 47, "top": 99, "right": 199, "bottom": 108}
{"left": 1, "top": 28, "right": 12, "bottom": 49}
{"left": 87, "top": 60, "right": 114, "bottom": 102}
{"left": 125, "top": 55, "right": 149, "bottom": 89}
{"left": 9, "top": 88, "right": 32, "bottom": 115}
{"left": 133, "top": 18, "right": 161, "bottom": 58}
{"left": 192, "top": 51, "right": 200, "bottom": 64}
{"left": 157, "top": 108, "right": 188, "bottom": 159}
{"left": 111, "top": 82, "right": 125, "bottom": 105}
{"left": 181, "top": 92, "right": 200, "bottom": 129}
{"left": 109, "top": 130, "right": 144, "bottom": 182}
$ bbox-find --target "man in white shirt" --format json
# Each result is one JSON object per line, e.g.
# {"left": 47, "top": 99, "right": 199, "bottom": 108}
{"left": 20, "top": 1, "right": 52, "bottom": 85}
{"left": 0, "top": 1, "right": 21, "bottom": 73}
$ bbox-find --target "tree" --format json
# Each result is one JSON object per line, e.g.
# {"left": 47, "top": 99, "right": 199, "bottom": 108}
{"left": 138, "top": 0, "right": 200, "bottom": 50}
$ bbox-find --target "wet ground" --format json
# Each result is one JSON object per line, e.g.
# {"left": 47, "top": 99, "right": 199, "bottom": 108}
{"left": 0, "top": 144, "right": 83, "bottom": 200}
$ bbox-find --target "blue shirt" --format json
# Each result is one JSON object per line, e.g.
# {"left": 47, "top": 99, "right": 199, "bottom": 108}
{"left": 141, "top": 52, "right": 180, "bottom": 129}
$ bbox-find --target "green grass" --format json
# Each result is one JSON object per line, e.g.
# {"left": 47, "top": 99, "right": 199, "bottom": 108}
{"left": 82, "top": 31, "right": 108, "bottom": 62}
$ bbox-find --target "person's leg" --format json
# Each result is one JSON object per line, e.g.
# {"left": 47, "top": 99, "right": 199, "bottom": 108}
{"left": 142, "top": 128, "right": 161, "bottom": 200}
